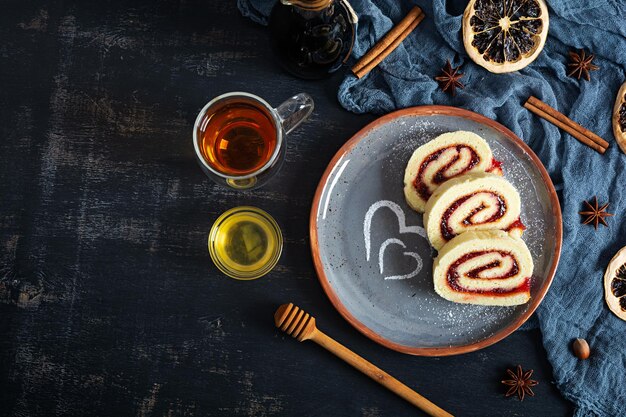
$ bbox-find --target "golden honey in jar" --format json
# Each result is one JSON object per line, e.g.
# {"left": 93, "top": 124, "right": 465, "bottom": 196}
{"left": 208, "top": 207, "right": 282, "bottom": 280}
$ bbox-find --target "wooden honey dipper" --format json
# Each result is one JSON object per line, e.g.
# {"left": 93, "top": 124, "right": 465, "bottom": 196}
{"left": 274, "top": 303, "right": 454, "bottom": 417}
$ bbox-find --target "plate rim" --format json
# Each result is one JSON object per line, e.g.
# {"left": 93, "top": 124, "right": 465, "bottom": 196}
{"left": 309, "top": 105, "right": 563, "bottom": 356}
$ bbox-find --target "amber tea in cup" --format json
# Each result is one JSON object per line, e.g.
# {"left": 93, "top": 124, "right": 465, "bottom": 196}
{"left": 194, "top": 92, "right": 313, "bottom": 190}
{"left": 198, "top": 101, "right": 277, "bottom": 176}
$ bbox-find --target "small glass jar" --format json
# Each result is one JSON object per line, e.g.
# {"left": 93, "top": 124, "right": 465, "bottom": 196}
{"left": 208, "top": 207, "right": 283, "bottom": 280}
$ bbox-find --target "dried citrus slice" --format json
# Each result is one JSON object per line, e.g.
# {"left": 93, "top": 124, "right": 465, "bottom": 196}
{"left": 612, "top": 82, "right": 626, "bottom": 154}
{"left": 604, "top": 246, "right": 626, "bottom": 322}
{"left": 463, "top": 0, "right": 549, "bottom": 73}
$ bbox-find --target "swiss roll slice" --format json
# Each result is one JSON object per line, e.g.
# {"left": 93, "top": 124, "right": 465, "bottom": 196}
{"left": 424, "top": 172, "right": 525, "bottom": 251}
{"left": 433, "top": 230, "right": 533, "bottom": 306}
{"left": 403, "top": 131, "right": 502, "bottom": 213}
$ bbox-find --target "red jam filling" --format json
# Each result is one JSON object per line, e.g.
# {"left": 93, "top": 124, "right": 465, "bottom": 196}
{"left": 506, "top": 218, "right": 526, "bottom": 232}
{"left": 440, "top": 192, "right": 507, "bottom": 241}
{"left": 446, "top": 250, "right": 529, "bottom": 296}
{"left": 488, "top": 158, "right": 503, "bottom": 173}
{"left": 413, "top": 145, "right": 480, "bottom": 202}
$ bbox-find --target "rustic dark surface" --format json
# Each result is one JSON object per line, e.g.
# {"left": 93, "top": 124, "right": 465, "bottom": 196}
{"left": 0, "top": 1, "right": 574, "bottom": 416}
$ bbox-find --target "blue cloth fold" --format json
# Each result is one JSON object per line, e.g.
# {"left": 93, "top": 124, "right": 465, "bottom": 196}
{"left": 238, "top": 0, "right": 626, "bottom": 415}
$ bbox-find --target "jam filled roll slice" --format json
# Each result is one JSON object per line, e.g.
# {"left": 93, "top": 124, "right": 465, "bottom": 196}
{"left": 424, "top": 172, "right": 525, "bottom": 251}
{"left": 433, "top": 230, "right": 534, "bottom": 306}
{"left": 404, "top": 131, "right": 502, "bottom": 213}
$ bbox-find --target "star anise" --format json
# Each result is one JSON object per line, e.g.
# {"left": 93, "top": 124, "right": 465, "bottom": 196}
{"left": 579, "top": 196, "right": 613, "bottom": 229}
{"left": 501, "top": 365, "right": 538, "bottom": 401}
{"left": 435, "top": 60, "right": 464, "bottom": 96}
{"left": 567, "top": 50, "right": 599, "bottom": 81}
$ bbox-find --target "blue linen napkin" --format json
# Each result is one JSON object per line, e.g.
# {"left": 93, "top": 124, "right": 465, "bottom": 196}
{"left": 238, "top": 0, "right": 626, "bottom": 415}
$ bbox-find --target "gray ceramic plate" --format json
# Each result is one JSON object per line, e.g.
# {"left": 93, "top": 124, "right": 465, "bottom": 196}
{"left": 310, "top": 106, "right": 562, "bottom": 356}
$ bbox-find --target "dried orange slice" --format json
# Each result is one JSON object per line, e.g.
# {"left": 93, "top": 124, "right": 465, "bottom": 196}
{"left": 604, "top": 246, "right": 626, "bottom": 322}
{"left": 612, "top": 82, "right": 626, "bottom": 154}
{"left": 463, "top": 0, "right": 549, "bottom": 73}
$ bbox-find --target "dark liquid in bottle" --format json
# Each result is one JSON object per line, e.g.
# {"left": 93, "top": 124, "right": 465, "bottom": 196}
{"left": 269, "top": 1, "right": 355, "bottom": 79}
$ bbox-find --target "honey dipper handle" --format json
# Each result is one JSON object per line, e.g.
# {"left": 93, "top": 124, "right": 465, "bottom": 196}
{"left": 312, "top": 331, "right": 454, "bottom": 417}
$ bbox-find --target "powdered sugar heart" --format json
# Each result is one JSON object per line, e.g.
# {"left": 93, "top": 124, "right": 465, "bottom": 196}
{"left": 364, "top": 200, "right": 427, "bottom": 280}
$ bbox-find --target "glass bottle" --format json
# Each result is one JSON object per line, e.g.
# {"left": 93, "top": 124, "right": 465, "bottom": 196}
{"left": 268, "top": 0, "right": 357, "bottom": 80}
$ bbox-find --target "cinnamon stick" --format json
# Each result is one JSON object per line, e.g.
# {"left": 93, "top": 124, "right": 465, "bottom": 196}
{"left": 524, "top": 101, "right": 607, "bottom": 154}
{"left": 526, "top": 96, "right": 609, "bottom": 150}
{"left": 352, "top": 6, "right": 424, "bottom": 79}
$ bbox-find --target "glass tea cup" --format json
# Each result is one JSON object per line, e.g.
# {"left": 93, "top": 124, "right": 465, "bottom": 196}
{"left": 193, "top": 92, "right": 314, "bottom": 190}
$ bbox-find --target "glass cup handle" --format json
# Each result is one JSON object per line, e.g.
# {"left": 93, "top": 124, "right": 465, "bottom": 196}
{"left": 274, "top": 93, "right": 314, "bottom": 135}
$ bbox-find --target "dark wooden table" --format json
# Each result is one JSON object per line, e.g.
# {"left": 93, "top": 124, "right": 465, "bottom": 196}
{"left": 0, "top": 1, "right": 574, "bottom": 416}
